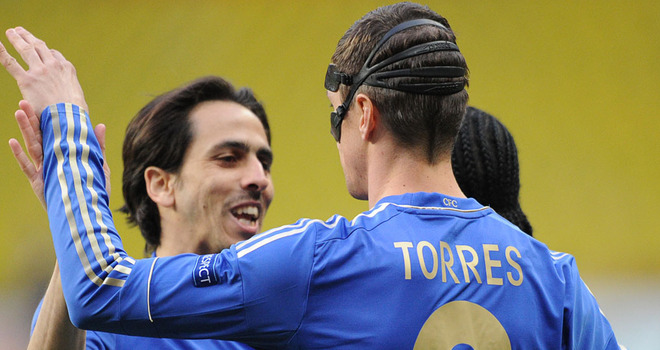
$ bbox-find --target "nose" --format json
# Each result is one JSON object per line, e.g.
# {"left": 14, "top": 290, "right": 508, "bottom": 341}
{"left": 242, "top": 156, "right": 270, "bottom": 193}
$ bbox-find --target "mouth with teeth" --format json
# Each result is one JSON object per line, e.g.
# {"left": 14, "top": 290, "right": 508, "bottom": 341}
{"left": 231, "top": 204, "right": 261, "bottom": 230}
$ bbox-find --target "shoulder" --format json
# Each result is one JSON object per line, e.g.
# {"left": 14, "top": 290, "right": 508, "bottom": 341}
{"left": 233, "top": 216, "right": 350, "bottom": 258}
{"left": 547, "top": 249, "right": 580, "bottom": 283}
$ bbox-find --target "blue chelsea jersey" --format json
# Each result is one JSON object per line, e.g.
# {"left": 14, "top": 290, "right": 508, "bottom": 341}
{"left": 41, "top": 103, "right": 620, "bottom": 349}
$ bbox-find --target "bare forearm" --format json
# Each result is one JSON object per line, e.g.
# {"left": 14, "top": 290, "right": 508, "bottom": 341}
{"left": 28, "top": 262, "right": 85, "bottom": 350}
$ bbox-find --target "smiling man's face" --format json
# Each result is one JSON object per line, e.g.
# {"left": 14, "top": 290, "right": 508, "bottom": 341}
{"left": 171, "top": 100, "right": 274, "bottom": 253}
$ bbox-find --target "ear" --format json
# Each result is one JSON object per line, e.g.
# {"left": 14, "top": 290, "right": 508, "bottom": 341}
{"left": 355, "top": 93, "right": 378, "bottom": 142}
{"left": 144, "top": 166, "right": 176, "bottom": 207}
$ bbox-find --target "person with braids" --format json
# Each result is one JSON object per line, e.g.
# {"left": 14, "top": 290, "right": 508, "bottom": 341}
{"left": 3, "top": 2, "right": 621, "bottom": 348}
{"left": 452, "top": 106, "right": 533, "bottom": 236}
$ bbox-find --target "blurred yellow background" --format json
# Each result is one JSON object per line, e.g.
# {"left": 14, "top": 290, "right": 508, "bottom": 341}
{"left": 1, "top": 1, "right": 658, "bottom": 348}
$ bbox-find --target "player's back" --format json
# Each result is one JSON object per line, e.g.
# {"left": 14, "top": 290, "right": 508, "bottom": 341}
{"left": 289, "top": 192, "right": 618, "bottom": 349}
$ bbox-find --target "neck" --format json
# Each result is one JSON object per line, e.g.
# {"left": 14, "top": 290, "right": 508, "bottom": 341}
{"left": 366, "top": 145, "right": 464, "bottom": 208}
{"left": 155, "top": 209, "right": 213, "bottom": 257}
{"left": 156, "top": 238, "right": 206, "bottom": 257}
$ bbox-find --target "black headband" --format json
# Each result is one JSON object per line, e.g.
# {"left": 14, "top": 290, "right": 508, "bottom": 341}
{"left": 327, "top": 18, "right": 466, "bottom": 141}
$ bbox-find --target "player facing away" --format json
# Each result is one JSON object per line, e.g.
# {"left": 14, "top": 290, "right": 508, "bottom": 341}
{"left": 16, "top": 77, "right": 273, "bottom": 349}
{"left": 1, "top": 2, "right": 621, "bottom": 349}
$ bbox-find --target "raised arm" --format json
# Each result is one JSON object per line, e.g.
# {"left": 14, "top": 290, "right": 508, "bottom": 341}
{"left": 1, "top": 27, "right": 305, "bottom": 345}
{"left": 9, "top": 101, "right": 111, "bottom": 349}
{"left": 1, "top": 26, "right": 188, "bottom": 336}
{"left": 1, "top": 26, "right": 171, "bottom": 336}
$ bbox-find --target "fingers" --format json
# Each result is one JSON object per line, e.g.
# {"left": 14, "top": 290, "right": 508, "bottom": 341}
{"left": 15, "top": 103, "right": 43, "bottom": 164}
{"left": 0, "top": 32, "right": 26, "bottom": 79}
{"left": 8, "top": 138, "right": 38, "bottom": 181}
{"left": 15, "top": 27, "right": 55, "bottom": 64}
{"left": 6, "top": 27, "right": 54, "bottom": 67}
{"left": 94, "top": 124, "right": 106, "bottom": 156}
{"left": 9, "top": 137, "right": 46, "bottom": 210}
{"left": 49, "top": 48, "right": 69, "bottom": 64}
{"left": 94, "top": 123, "right": 111, "bottom": 197}
{"left": 19, "top": 100, "right": 42, "bottom": 144}
{"left": 5, "top": 27, "right": 43, "bottom": 68}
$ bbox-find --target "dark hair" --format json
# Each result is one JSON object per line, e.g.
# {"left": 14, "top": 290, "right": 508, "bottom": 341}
{"left": 452, "top": 106, "right": 533, "bottom": 236}
{"left": 119, "top": 76, "right": 271, "bottom": 254}
{"left": 331, "top": 2, "right": 468, "bottom": 163}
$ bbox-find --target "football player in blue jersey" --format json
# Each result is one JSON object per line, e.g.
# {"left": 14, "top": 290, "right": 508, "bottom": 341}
{"left": 16, "top": 100, "right": 531, "bottom": 349}
{"left": 10, "top": 77, "right": 273, "bottom": 349}
{"left": 2, "top": 2, "right": 622, "bottom": 348}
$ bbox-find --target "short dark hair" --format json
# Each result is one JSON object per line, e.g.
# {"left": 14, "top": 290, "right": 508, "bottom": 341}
{"left": 119, "top": 76, "right": 271, "bottom": 254}
{"left": 452, "top": 106, "right": 533, "bottom": 236}
{"left": 331, "top": 2, "right": 468, "bottom": 163}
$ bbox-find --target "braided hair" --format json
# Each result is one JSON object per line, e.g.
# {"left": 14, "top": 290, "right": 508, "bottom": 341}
{"left": 452, "top": 106, "right": 533, "bottom": 236}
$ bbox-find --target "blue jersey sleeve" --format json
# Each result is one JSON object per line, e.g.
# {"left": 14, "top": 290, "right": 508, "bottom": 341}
{"left": 42, "top": 103, "right": 154, "bottom": 335}
{"left": 85, "top": 331, "right": 114, "bottom": 350}
{"left": 40, "top": 103, "right": 311, "bottom": 346}
{"left": 555, "top": 253, "right": 621, "bottom": 349}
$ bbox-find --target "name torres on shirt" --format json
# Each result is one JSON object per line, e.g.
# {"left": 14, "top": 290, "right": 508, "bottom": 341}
{"left": 394, "top": 241, "right": 523, "bottom": 286}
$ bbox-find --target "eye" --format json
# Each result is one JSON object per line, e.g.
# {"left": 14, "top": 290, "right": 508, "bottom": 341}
{"left": 214, "top": 154, "right": 239, "bottom": 166}
{"left": 261, "top": 160, "right": 272, "bottom": 172}
{"left": 257, "top": 150, "right": 273, "bottom": 172}
{"left": 259, "top": 156, "right": 272, "bottom": 172}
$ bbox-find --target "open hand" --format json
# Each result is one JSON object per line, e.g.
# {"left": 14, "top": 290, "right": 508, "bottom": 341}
{"left": 0, "top": 27, "right": 87, "bottom": 116}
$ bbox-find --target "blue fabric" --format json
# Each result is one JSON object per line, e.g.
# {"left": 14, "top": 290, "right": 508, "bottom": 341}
{"left": 31, "top": 276, "right": 252, "bottom": 349}
{"left": 42, "top": 103, "right": 620, "bottom": 349}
